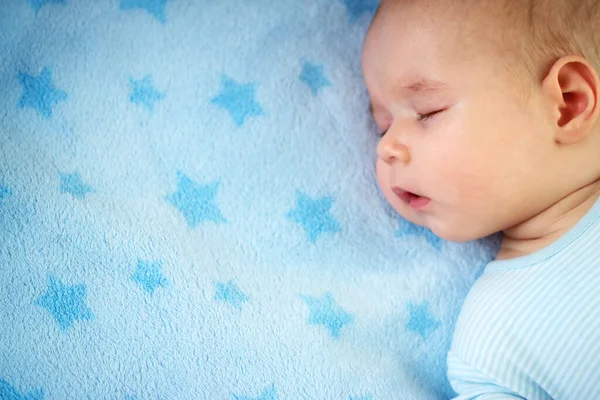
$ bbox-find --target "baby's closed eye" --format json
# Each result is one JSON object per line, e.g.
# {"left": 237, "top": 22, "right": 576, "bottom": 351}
{"left": 417, "top": 108, "right": 446, "bottom": 122}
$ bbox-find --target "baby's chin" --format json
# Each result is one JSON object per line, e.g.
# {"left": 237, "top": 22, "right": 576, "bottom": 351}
{"left": 430, "top": 219, "right": 497, "bottom": 243}
{"left": 432, "top": 228, "right": 481, "bottom": 243}
{"left": 395, "top": 207, "right": 487, "bottom": 243}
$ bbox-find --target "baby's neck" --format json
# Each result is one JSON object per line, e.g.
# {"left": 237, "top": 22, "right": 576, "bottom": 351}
{"left": 496, "top": 180, "right": 600, "bottom": 261}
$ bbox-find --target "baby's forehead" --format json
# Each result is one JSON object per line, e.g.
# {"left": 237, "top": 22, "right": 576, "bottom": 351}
{"left": 374, "top": 0, "right": 518, "bottom": 34}
{"left": 369, "top": 2, "right": 495, "bottom": 57}
{"left": 364, "top": 1, "right": 537, "bottom": 97}
{"left": 372, "top": 0, "right": 481, "bottom": 40}
{"left": 370, "top": 0, "right": 529, "bottom": 66}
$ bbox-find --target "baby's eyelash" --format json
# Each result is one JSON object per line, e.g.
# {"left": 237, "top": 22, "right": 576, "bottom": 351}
{"left": 378, "top": 108, "right": 445, "bottom": 137}
{"left": 417, "top": 109, "right": 444, "bottom": 122}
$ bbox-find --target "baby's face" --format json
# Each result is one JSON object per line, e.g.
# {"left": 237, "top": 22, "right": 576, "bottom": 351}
{"left": 363, "top": 3, "right": 553, "bottom": 242}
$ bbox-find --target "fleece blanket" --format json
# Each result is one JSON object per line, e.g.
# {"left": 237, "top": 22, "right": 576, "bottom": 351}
{"left": 0, "top": 0, "right": 501, "bottom": 399}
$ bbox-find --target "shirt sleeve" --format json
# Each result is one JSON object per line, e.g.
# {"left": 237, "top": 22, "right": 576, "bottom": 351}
{"left": 447, "top": 352, "right": 527, "bottom": 400}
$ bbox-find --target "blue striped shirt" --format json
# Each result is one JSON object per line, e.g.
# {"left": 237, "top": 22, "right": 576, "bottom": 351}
{"left": 448, "top": 196, "right": 600, "bottom": 400}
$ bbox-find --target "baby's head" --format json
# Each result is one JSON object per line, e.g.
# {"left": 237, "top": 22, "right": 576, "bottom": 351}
{"left": 363, "top": 0, "right": 600, "bottom": 242}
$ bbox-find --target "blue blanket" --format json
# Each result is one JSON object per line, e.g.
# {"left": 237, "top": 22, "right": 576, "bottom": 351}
{"left": 0, "top": 0, "right": 500, "bottom": 398}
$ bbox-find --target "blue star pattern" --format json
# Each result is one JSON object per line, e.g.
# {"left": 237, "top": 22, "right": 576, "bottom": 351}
{"left": 0, "top": 185, "right": 10, "bottom": 199}
{"left": 300, "top": 292, "right": 354, "bottom": 339}
{"left": 340, "top": 0, "right": 379, "bottom": 23}
{"left": 286, "top": 191, "right": 341, "bottom": 243}
{"left": 214, "top": 280, "right": 249, "bottom": 310}
{"left": 18, "top": 68, "right": 67, "bottom": 119}
{"left": 59, "top": 171, "right": 94, "bottom": 200}
{"left": 165, "top": 172, "right": 227, "bottom": 228}
{"left": 27, "top": 0, "right": 65, "bottom": 14}
{"left": 299, "top": 62, "right": 331, "bottom": 96}
{"left": 405, "top": 302, "right": 441, "bottom": 340}
{"left": 120, "top": 0, "right": 169, "bottom": 23}
{"left": 131, "top": 259, "right": 169, "bottom": 295}
{"left": 234, "top": 384, "right": 278, "bottom": 400}
{"left": 211, "top": 75, "right": 264, "bottom": 127}
{"left": 0, "top": 1, "right": 505, "bottom": 398}
{"left": 396, "top": 220, "right": 443, "bottom": 251}
{"left": 0, "top": 379, "right": 44, "bottom": 400}
{"left": 35, "top": 275, "right": 94, "bottom": 331}
{"left": 129, "top": 75, "right": 165, "bottom": 112}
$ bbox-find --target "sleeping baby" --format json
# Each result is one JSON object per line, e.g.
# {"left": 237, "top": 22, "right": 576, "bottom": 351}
{"left": 362, "top": 0, "right": 600, "bottom": 398}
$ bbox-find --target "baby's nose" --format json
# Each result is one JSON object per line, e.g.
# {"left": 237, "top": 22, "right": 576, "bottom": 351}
{"left": 377, "top": 135, "right": 411, "bottom": 165}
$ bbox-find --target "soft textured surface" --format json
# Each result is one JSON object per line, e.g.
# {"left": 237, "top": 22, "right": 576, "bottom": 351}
{"left": 0, "top": 1, "right": 500, "bottom": 399}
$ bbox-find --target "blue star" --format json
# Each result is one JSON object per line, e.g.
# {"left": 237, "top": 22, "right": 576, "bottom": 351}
{"left": 120, "top": 0, "right": 169, "bottom": 23}
{"left": 59, "top": 171, "right": 93, "bottom": 200}
{"left": 299, "top": 62, "right": 331, "bottom": 96}
{"left": 286, "top": 191, "right": 341, "bottom": 243}
{"left": 35, "top": 275, "right": 94, "bottom": 331}
{"left": 27, "top": 0, "right": 65, "bottom": 14}
{"left": 18, "top": 67, "right": 67, "bottom": 119}
{"left": 211, "top": 75, "right": 264, "bottom": 127}
{"left": 234, "top": 384, "right": 278, "bottom": 400}
{"left": 131, "top": 259, "right": 169, "bottom": 295}
{"left": 129, "top": 75, "right": 165, "bottom": 112}
{"left": 0, "top": 184, "right": 10, "bottom": 199}
{"left": 300, "top": 292, "right": 354, "bottom": 339}
{"left": 395, "top": 220, "right": 443, "bottom": 251}
{"left": 214, "top": 280, "right": 249, "bottom": 310}
{"left": 0, "top": 379, "right": 44, "bottom": 400}
{"left": 165, "top": 172, "right": 227, "bottom": 228}
{"left": 406, "top": 302, "right": 441, "bottom": 340}
{"left": 340, "top": 0, "right": 379, "bottom": 23}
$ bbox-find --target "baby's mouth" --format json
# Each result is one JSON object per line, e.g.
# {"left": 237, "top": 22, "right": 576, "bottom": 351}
{"left": 392, "top": 187, "right": 431, "bottom": 210}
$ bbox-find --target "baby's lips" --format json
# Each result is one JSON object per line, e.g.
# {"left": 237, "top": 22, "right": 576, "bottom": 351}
{"left": 392, "top": 186, "right": 431, "bottom": 210}
{"left": 409, "top": 195, "right": 431, "bottom": 210}
{"left": 392, "top": 186, "right": 418, "bottom": 201}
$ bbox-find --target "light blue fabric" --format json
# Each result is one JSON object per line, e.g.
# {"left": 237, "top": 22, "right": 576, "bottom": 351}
{"left": 0, "top": 1, "right": 500, "bottom": 399}
{"left": 448, "top": 198, "right": 600, "bottom": 400}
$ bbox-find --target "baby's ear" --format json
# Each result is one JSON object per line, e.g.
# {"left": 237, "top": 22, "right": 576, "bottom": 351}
{"left": 542, "top": 56, "right": 600, "bottom": 144}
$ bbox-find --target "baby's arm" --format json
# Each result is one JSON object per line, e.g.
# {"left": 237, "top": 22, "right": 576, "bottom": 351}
{"left": 448, "top": 353, "right": 529, "bottom": 400}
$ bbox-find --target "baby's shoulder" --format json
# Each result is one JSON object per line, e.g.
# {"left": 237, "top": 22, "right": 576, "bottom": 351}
{"left": 452, "top": 252, "right": 600, "bottom": 362}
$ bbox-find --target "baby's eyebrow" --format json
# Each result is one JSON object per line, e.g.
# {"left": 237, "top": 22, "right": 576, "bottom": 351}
{"left": 368, "top": 78, "right": 450, "bottom": 116}
{"left": 395, "top": 78, "right": 450, "bottom": 95}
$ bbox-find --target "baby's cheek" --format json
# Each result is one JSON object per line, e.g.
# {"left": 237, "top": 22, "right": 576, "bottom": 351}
{"left": 429, "top": 140, "right": 489, "bottom": 197}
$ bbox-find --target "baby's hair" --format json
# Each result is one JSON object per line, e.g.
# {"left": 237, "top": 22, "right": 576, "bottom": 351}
{"left": 501, "top": 0, "right": 600, "bottom": 80}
